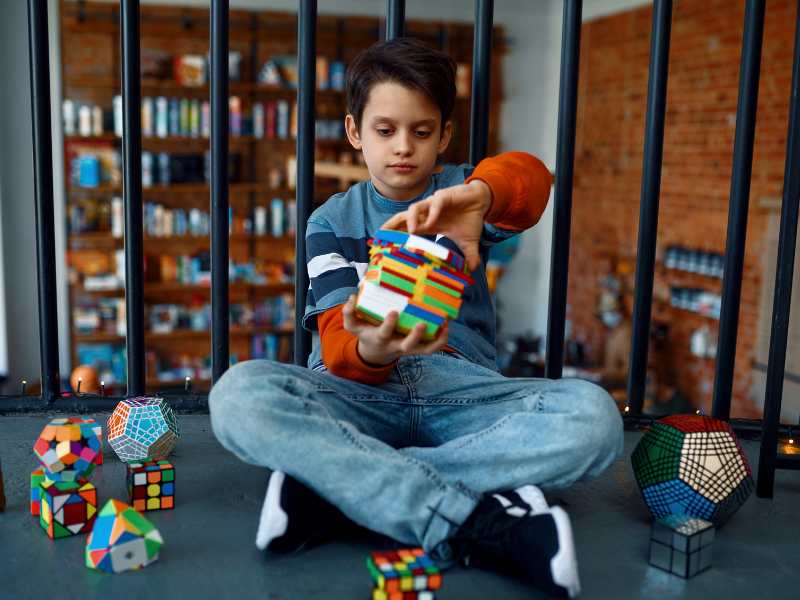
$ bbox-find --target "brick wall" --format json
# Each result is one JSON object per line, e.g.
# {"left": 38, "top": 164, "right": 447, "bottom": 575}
{"left": 570, "top": 0, "right": 797, "bottom": 418}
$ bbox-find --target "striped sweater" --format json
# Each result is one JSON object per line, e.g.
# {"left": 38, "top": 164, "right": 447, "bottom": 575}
{"left": 302, "top": 151, "right": 552, "bottom": 384}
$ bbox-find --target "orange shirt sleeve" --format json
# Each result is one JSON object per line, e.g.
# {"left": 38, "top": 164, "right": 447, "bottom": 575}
{"left": 465, "top": 151, "right": 553, "bottom": 232}
{"left": 317, "top": 305, "right": 396, "bottom": 385}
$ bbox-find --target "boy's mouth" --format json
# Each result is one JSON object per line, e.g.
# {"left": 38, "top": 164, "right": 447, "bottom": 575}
{"left": 389, "top": 164, "right": 416, "bottom": 173}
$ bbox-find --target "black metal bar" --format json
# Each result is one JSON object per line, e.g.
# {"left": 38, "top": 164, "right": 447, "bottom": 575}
{"left": 757, "top": 1, "right": 800, "bottom": 499}
{"left": 294, "top": 0, "right": 316, "bottom": 367}
{"left": 469, "top": 0, "right": 493, "bottom": 165}
{"left": 27, "top": 0, "right": 60, "bottom": 405}
{"left": 211, "top": 0, "right": 230, "bottom": 383}
{"left": 0, "top": 393, "right": 208, "bottom": 414}
{"left": 712, "top": 0, "right": 766, "bottom": 420}
{"left": 774, "top": 455, "right": 800, "bottom": 470}
{"left": 625, "top": 0, "right": 673, "bottom": 412}
{"left": 544, "top": 0, "right": 582, "bottom": 380}
{"left": 120, "top": 0, "right": 145, "bottom": 396}
{"left": 386, "top": 0, "right": 405, "bottom": 40}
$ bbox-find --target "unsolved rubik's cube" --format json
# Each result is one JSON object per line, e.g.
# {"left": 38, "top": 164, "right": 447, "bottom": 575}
{"left": 33, "top": 416, "right": 102, "bottom": 482}
{"left": 356, "top": 229, "right": 474, "bottom": 341}
{"left": 127, "top": 460, "right": 175, "bottom": 512}
{"left": 631, "top": 414, "right": 754, "bottom": 526}
{"left": 85, "top": 499, "right": 164, "bottom": 573}
{"left": 30, "top": 467, "right": 48, "bottom": 516}
{"left": 39, "top": 479, "right": 97, "bottom": 539}
{"left": 367, "top": 547, "right": 442, "bottom": 600}
{"left": 107, "top": 397, "right": 180, "bottom": 463}
{"left": 649, "top": 515, "right": 715, "bottom": 578}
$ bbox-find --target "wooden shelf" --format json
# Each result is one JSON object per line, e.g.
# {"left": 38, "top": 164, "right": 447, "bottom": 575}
{"left": 67, "top": 182, "right": 273, "bottom": 196}
{"left": 74, "top": 324, "right": 294, "bottom": 344}
{"left": 73, "top": 281, "right": 294, "bottom": 297}
{"left": 69, "top": 232, "right": 296, "bottom": 247}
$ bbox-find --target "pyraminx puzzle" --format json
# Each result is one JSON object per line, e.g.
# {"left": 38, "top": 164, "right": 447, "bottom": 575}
{"left": 39, "top": 479, "right": 97, "bottom": 539}
{"left": 356, "top": 229, "right": 474, "bottom": 341}
{"left": 631, "top": 414, "right": 754, "bottom": 525}
{"left": 367, "top": 547, "right": 442, "bottom": 596}
{"left": 127, "top": 460, "right": 175, "bottom": 511}
{"left": 33, "top": 416, "right": 102, "bottom": 482}
{"left": 85, "top": 499, "right": 164, "bottom": 573}
{"left": 107, "top": 397, "right": 180, "bottom": 463}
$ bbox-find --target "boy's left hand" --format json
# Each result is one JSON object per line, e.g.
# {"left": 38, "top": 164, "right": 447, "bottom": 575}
{"left": 380, "top": 179, "right": 492, "bottom": 272}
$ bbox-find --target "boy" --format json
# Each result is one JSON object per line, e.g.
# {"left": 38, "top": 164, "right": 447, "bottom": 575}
{"left": 210, "top": 38, "right": 623, "bottom": 598}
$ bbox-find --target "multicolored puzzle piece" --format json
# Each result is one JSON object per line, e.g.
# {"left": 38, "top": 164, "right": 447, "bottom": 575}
{"left": 356, "top": 230, "right": 474, "bottom": 340}
{"left": 107, "top": 397, "right": 180, "bottom": 463}
{"left": 367, "top": 547, "right": 442, "bottom": 599}
{"left": 30, "top": 467, "right": 48, "bottom": 516}
{"left": 85, "top": 499, "right": 164, "bottom": 573}
{"left": 127, "top": 460, "right": 175, "bottom": 512}
{"left": 39, "top": 479, "right": 97, "bottom": 539}
{"left": 33, "top": 416, "right": 102, "bottom": 482}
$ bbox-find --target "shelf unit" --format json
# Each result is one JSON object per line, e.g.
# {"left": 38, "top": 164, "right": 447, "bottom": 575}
{"left": 59, "top": 1, "right": 505, "bottom": 393}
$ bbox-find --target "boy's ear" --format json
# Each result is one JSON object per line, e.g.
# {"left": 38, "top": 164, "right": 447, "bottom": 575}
{"left": 345, "top": 114, "right": 362, "bottom": 150}
{"left": 437, "top": 120, "right": 453, "bottom": 154}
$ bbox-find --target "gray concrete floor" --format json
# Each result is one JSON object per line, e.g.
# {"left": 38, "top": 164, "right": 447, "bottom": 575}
{"left": 1, "top": 414, "right": 798, "bottom": 600}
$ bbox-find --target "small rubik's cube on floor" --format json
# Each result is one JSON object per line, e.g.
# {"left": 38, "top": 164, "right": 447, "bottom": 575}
{"left": 30, "top": 467, "right": 48, "bottom": 516}
{"left": 33, "top": 416, "right": 102, "bottom": 483}
{"left": 127, "top": 460, "right": 175, "bottom": 511}
{"left": 356, "top": 229, "right": 474, "bottom": 341}
{"left": 367, "top": 547, "right": 442, "bottom": 600}
{"left": 39, "top": 479, "right": 97, "bottom": 539}
{"left": 86, "top": 499, "right": 164, "bottom": 573}
{"left": 107, "top": 397, "right": 180, "bottom": 463}
{"left": 649, "top": 515, "right": 715, "bottom": 578}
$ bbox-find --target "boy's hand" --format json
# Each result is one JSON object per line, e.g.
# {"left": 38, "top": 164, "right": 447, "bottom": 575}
{"left": 342, "top": 294, "right": 449, "bottom": 366}
{"left": 380, "top": 179, "right": 492, "bottom": 272}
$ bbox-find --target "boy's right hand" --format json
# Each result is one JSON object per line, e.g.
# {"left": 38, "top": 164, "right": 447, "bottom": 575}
{"left": 341, "top": 294, "right": 449, "bottom": 366}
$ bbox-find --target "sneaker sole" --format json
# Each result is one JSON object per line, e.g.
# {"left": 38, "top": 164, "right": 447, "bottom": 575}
{"left": 549, "top": 506, "right": 581, "bottom": 598}
{"left": 255, "top": 470, "right": 288, "bottom": 551}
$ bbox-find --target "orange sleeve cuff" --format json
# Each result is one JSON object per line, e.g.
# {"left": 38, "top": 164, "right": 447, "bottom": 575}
{"left": 318, "top": 306, "right": 396, "bottom": 385}
{"left": 465, "top": 151, "right": 553, "bottom": 232}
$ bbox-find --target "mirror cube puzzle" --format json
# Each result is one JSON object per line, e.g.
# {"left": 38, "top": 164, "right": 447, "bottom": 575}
{"left": 107, "top": 397, "right": 180, "bottom": 463}
{"left": 39, "top": 479, "right": 97, "bottom": 539}
{"left": 33, "top": 417, "right": 102, "bottom": 482}
{"left": 367, "top": 547, "right": 442, "bottom": 599}
{"left": 85, "top": 498, "right": 164, "bottom": 573}
{"left": 631, "top": 414, "right": 754, "bottom": 525}
{"left": 356, "top": 229, "right": 474, "bottom": 341}
{"left": 649, "top": 515, "right": 714, "bottom": 578}
{"left": 127, "top": 460, "right": 175, "bottom": 511}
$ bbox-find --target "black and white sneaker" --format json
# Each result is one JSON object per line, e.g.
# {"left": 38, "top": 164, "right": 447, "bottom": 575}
{"left": 449, "top": 485, "right": 580, "bottom": 598}
{"left": 255, "top": 470, "right": 352, "bottom": 554}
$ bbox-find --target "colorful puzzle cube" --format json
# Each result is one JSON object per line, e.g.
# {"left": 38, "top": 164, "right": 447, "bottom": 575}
{"left": 631, "top": 414, "right": 754, "bottom": 525}
{"left": 367, "top": 548, "right": 442, "bottom": 596}
{"left": 85, "top": 499, "right": 164, "bottom": 573}
{"left": 30, "top": 467, "right": 48, "bottom": 516}
{"left": 39, "top": 479, "right": 97, "bottom": 539}
{"left": 33, "top": 416, "right": 102, "bottom": 482}
{"left": 107, "top": 397, "right": 180, "bottom": 462}
{"left": 71, "top": 416, "right": 104, "bottom": 465}
{"left": 127, "top": 460, "right": 175, "bottom": 512}
{"left": 372, "top": 591, "right": 435, "bottom": 600}
{"left": 649, "top": 515, "right": 715, "bottom": 578}
{"left": 356, "top": 230, "right": 474, "bottom": 341}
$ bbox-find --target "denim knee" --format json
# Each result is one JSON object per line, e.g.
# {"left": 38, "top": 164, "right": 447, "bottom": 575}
{"left": 564, "top": 378, "right": 624, "bottom": 467}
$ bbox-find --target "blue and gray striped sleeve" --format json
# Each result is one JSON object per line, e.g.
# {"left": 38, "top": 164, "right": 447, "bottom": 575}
{"left": 301, "top": 217, "right": 369, "bottom": 332}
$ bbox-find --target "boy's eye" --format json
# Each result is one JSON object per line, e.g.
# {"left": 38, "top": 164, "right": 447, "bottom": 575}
{"left": 377, "top": 128, "right": 393, "bottom": 136}
{"left": 415, "top": 130, "right": 432, "bottom": 138}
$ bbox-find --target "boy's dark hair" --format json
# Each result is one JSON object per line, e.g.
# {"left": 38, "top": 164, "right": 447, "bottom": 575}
{"left": 346, "top": 38, "right": 456, "bottom": 131}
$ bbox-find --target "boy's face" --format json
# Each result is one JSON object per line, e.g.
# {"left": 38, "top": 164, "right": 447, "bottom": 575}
{"left": 345, "top": 81, "right": 452, "bottom": 201}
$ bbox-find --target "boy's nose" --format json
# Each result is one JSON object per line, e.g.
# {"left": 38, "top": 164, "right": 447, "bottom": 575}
{"left": 393, "top": 131, "right": 414, "bottom": 156}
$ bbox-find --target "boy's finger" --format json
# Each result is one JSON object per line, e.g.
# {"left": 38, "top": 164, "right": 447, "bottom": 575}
{"left": 422, "top": 200, "right": 442, "bottom": 230}
{"left": 377, "top": 311, "right": 398, "bottom": 340}
{"left": 407, "top": 203, "right": 422, "bottom": 233}
{"left": 399, "top": 323, "right": 426, "bottom": 353}
{"left": 381, "top": 212, "right": 408, "bottom": 231}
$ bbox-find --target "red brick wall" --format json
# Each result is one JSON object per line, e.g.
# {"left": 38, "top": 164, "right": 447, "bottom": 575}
{"left": 570, "top": 0, "right": 797, "bottom": 418}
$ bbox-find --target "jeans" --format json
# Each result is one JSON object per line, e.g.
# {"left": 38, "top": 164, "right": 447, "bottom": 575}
{"left": 209, "top": 352, "right": 624, "bottom": 561}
